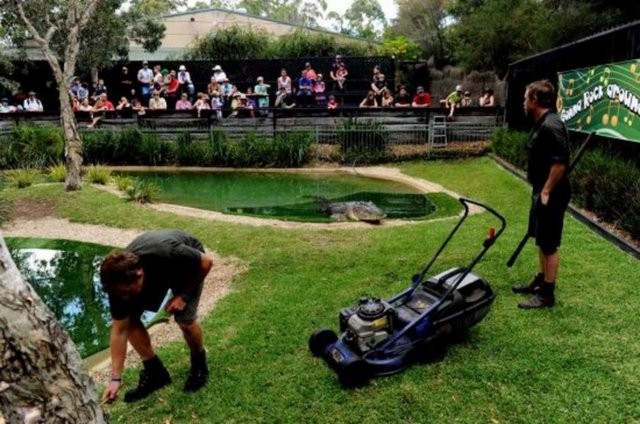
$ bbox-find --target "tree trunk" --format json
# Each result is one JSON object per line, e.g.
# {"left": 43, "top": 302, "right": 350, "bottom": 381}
{"left": 0, "top": 235, "right": 105, "bottom": 424}
{"left": 59, "top": 90, "right": 83, "bottom": 192}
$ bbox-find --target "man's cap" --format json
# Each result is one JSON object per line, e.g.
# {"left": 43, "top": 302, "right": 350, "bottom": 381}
{"left": 416, "top": 86, "right": 424, "bottom": 92}
{"left": 257, "top": 76, "right": 263, "bottom": 81}
{"left": 28, "top": 91, "right": 36, "bottom": 95}
{"left": 1, "top": 98, "right": 8, "bottom": 102}
{"left": 142, "top": 60, "right": 149, "bottom": 65}
{"left": 456, "top": 84, "right": 463, "bottom": 91}
{"left": 179, "top": 65, "right": 186, "bottom": 71}
{"left": 305, "top": 62, "right": 311, "bottom": 66}
{"left": 213, "top": 65, "right": 222, "bottom": 71}
{"left": 161, "top": 69, "right": 169, "bottom": 75}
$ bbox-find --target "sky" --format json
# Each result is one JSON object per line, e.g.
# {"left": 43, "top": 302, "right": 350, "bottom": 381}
{"left": 325, "top": 0, "right": 398, "bottom": 23}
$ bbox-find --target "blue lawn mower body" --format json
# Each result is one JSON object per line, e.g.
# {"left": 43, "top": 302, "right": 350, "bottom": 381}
{"left": 309, "top": 198, "right": 506, "bottom": 386}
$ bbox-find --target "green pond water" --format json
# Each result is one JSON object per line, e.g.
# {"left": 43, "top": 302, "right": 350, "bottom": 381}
{"left": 6, "top": 238, "right": 162, "bottom": 358}
{"left": 123, "top": 171, "right": 451, "bottom": 221}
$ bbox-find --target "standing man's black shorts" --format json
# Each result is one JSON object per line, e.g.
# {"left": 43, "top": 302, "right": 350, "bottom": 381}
{"left": 528, "top": 192, "right": 570, "bottom": 254}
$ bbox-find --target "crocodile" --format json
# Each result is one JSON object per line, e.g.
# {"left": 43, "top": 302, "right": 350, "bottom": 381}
{"left": 317, "top": 198, "right": 386, "bottom": 224}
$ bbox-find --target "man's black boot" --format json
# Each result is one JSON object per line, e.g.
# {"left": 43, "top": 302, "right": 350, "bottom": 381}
{"left": 184, "top": 350, "right": 209, "bottom": 392}
{"left": 518, "top": 282, "right": 555, "bottom": 309}
{"left": 512, "top": 273, "right": 544, "bottom": 295}
{"left": 124, "top": 355, "right": 172, "bottom": 403}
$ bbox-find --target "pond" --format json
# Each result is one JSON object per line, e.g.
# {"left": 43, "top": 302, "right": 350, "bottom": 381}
{"left": 122, "top": 171, "right": 457, "bottom": 222}
{"left": 6, "top": 238, "right": 163, "bottom": 358}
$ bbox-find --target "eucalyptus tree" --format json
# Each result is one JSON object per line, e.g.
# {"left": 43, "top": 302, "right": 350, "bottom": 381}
{"left": 0, "top": 235, "right": 106, "bottom": 423}
{"left": 0, "top": 0, "right": 164, "bottom": 191}
{"left": 390, "top": 0, "right": 453, "bottom": 66}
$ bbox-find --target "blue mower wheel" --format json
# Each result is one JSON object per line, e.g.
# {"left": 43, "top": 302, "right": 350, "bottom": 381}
{"left": 309, "top": 328, "right": 338, "bottom": 357}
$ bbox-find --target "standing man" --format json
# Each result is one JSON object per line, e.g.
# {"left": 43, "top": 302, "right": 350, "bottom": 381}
{"left": 512, "top": 80, "right": 571, "bottom": 309}
{"left": 100, "top": 230, "right": 214, "bottom": 402}
{"left": 137, "top": 60, "right": 154, "bottom": 106}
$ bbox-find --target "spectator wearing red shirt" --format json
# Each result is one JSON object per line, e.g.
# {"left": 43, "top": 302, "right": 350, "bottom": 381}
{"left": 411, "top": 86, "right": 431, "bottom": 107}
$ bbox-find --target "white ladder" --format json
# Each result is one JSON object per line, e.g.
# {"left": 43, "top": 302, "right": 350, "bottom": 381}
{"left": 428, "top": 115, "right": 448, "bottom": 148}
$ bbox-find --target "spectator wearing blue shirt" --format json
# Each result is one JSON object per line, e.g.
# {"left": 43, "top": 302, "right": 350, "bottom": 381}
{"left": 297, "top": 70, "right": 313, "bottom": 107}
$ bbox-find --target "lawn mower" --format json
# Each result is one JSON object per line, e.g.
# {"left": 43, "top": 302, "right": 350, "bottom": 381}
{"left": 309, "top": 197, "right": 506, "bottom": 386}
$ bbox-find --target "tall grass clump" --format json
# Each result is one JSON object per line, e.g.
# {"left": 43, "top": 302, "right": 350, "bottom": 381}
{"left": 84, "top": 165, "right": 112, "bottom": 185}
{"left": 47, "top": 163, "right": 66, "bottom": 182}
{"left": 114, "top": 175, "right": 135, "bottom": 192}
{"left": 4, "top": 168, "right": 40, "bottom": 188}
{"left": 124, "top": 179, "right": 161, "bottom": 204}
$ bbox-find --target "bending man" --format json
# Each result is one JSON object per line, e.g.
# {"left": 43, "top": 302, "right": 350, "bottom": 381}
{"left": 101, "top": 229, "right": 214, "bottom": 402}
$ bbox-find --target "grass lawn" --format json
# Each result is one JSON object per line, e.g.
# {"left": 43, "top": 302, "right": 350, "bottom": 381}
{"left": 3, "top": 157, "right": 639, "bottom": 423}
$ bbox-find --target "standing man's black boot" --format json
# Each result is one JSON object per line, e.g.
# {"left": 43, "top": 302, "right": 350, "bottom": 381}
{"left": 184, "top": 350, "right": 209, "bottom": 392}
{"left": 518, "top": 282, "right": 555, "bottom": 309}
{"left": 512, "top": 272, "right": 544, "bottom": 295}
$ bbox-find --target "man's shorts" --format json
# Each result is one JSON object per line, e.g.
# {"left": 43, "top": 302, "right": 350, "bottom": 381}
{"left": 528, "top": 192, "right": 570, "bottom": 253}
{"left": 174, "top": 277, "right": 205, "bottom": 324}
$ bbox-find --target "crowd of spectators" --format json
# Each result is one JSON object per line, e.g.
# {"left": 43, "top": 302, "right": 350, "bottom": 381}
{"left": 0, "top": 55, "right": 499, "bottom": 123}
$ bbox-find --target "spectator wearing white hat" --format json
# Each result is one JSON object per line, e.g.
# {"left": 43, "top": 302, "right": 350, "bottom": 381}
{"left": 212, "top": 65, "right": 227, "bottom": 84}
{"left": 177, "top": 65, "right": 195, "bottom": 102}
{"left": 23, "top": 91, "right": 43, "bottom": 112}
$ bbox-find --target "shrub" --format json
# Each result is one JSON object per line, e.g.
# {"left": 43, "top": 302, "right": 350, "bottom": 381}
{"left": 572, "top": 148, "right": 640, "bottom": 239}
{"left": 184, "top": 26, "right": 272, "bottom": 60}
{"left": 493, "top": 129, "right": 640, "bottom": 241}
{"left": 175, "top": 132, "right": 211, "bottom": 166}
{"left": 233, "top": 132, "right": 273, "bottom": 167}
{"left": 337, "top": 119, "right": 390, "bottom": 164}
{"left": 82, "top": 130, "right": 119, "bottom": 164}
{"left": 47, "top": 163, "right": 67, "bottom": 182}
{"left": 0, "top": 125, "right": 64, "bottom": 169}
{"left": 4, "top": 168, "right": 40, "bottom": 188}
{"left": 124, "top": 179, "right": 161, "bottom": 204}
{"left": 84, "top": 165, "right": 112, "bottom": 185}
{"left": 272, "top": 131, "right": 314, "bottom": 167}
{"left": 207, "top": 130, "right": 231, "bottom": 166}
{"left": 490, "top": 127, "right": 528, "bottom": 169}
{"left": 139, "top": 133, "right": 172, "bottom": 165}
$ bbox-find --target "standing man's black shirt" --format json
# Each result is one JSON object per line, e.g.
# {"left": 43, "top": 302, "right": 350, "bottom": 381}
{"left": 527, "top": 111, "right": 571, "bottom": 196}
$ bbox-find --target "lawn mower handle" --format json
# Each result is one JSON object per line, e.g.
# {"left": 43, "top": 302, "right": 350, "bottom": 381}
{"left": 392, "top": 197, "right": 506, "bottom": 302}
{"left": 377, "top": 198, "right": 506, "bottom": 354}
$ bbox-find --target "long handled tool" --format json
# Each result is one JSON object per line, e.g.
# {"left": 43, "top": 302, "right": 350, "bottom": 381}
{"left": 506, "top": 131, "right": 595, "bottom": 267}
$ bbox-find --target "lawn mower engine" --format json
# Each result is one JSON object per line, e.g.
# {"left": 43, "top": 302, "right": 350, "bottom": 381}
{"left": 339, "top": 297, "right": 395, "bottom": 354}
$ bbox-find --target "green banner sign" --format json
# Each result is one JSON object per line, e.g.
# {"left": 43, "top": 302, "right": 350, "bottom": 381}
{"left": 558, "top": 59, "right": 640, "bottom": 142}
